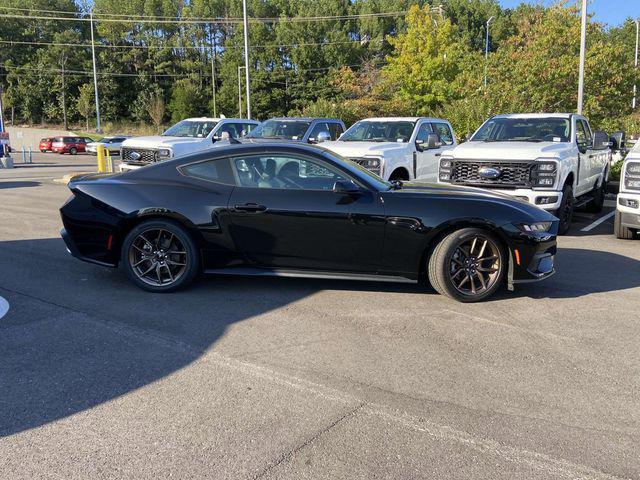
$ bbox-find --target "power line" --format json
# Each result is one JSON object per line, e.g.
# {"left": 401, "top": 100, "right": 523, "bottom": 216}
{"left": 0, "top": 11, "right": 408, "bottom": 25}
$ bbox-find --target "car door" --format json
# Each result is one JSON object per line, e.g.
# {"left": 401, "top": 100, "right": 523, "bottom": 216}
{"left": 414, "top": 122, "right": 441, "bottom": 181}
{"left": 227, "top": 152, "right": 386, "bottom": 272}
{"left": 575, "top": 120, "right": 593, "bottom": 195}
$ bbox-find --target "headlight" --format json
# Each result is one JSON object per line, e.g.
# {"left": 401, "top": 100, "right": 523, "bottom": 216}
{"left": 361, "top": 158, "right": 380, "bottom": 168}
{"left": 516, "top": 222, "right": 552, "bottom": 233}
{"left": 625, "top": 162, "right": 640, "bottom": 190}
{"left": 531, "top": 160, "right": 558, "bottom": 188}
{"left": 158, "top": 148, "right": 172, "bottom": 159}
{"left": 439, "top": 157, "right": 453, "bottom": 182}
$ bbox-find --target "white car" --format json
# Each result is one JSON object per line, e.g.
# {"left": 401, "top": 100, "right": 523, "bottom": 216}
{"left": 438, "top": 113, "right": 612, "bottom": 234}
{"left": 615, "top": 140, "right": 640, "bottom": 239}
{"left": 86, "top": 136, "right": 130, "bottom": 155}
{"left": 321, "top": 117, "right": 457, "bottom": 182}
{"left": 119, "top": 117, "right": 259, "bottom": 172}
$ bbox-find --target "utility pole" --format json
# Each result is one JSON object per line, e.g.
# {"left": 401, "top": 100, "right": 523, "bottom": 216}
{"left": 242, "top": 0, "right": 251, "bottom": 119}
{"left": 237, "top": 66, "right": 244, "bottom": 118}
{"left": 484, "top": 16, "right": 495, "bottom": 87}
{"left": 90, "top": 9, "right": 102, "bottom": 133}
{"left": 633, "top": 19, "right": 639, "bottom": 109}
{"left": 577, "top": 0, "right": 587, "bottom": 114}
{"left": 60, "top": 52, "right": 68, "bottom": 130}
{"left": 210, "top": 30, "right": 217, "bottom": 118}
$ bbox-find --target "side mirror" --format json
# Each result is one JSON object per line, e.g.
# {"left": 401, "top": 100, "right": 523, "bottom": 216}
{"left": 610, "top": 130, "right": 625, "bottom": 151}
{"left": 426, "top": 133, "right": 441, "bottom": 149}
{"left": 592, "top": 130, "right": 611, "bottom": 150}
{"left": 317, "top": 131, "right": 331, "bottom": 143}
{"left": 332, "top": 180, "right": 361, "bottom": 195}
{"left": 415, "top": 139, "right": 425, "bottom": 151}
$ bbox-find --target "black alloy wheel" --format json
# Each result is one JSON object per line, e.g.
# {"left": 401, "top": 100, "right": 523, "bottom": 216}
{"left": 122, "top": 219, "right": 199, "bottom": 292}
{"left": 429, "top": 228, "right": 505, "bottom": 302}
{"left": 554, "top": 184, "right": 574, "bottom": 235}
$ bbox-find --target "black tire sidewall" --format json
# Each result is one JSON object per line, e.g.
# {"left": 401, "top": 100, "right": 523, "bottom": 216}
{"left": 121, "top": 219, "right": 200, "bottom": 292}
{"left": 556, "top": 184, "right": 574, "bottom": 235}
{"left": 429, "top": 227, "right": 506, "bottom": 302}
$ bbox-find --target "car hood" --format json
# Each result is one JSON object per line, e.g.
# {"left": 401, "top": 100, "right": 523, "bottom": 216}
{"left": 450, "top": 141, "right": 572, "bottom": 160}
{"left": 121, "top": 136, "right": 207, "bottom": 149}
{"left": 388, "top": 182, "right": 557, "bottom": 221}
{"left": 321, "top": 141, "right": 409, "bottom": 157}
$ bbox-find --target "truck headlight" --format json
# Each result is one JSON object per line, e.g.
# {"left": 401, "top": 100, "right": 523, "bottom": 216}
{"left": 158, "top": 148, "right": 172, "bottom": 159}
{"left": 359, "top": 157, "right": 383, "bottom": 176}
{"left": 439, "top": 157, "right": 453, "bottom": 182}
{"left": 625, "top": 162, "right": 640, "bottom": 191}
{"left": 532, "top": 160, "right": 558, "bottom": 187}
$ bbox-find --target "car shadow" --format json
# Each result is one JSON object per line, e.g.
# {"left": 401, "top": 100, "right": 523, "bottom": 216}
{"left": 0, "top": 181, "right": 41, "bottom": 189}
{"left": 1, "top": 239, "right": 638, "bottom": 438}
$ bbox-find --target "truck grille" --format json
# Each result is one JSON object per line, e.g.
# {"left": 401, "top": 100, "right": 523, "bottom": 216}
{"left": 451, "top": 160, "right": 535, "bottom": 187}
{"left": 121, "top": 147, "right": 158, "bottom": 165}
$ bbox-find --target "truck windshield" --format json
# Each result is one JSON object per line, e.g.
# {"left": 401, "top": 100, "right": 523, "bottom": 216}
{"left": 340, "top": 121, "right": 416, "bottom": 143}
{"left": 163, "top": 120, "right": 218, "bottom": 138}
{"left": 247, "top": 120, "right": 311, "bottom": 140}
{"left": 471, "top": 117, "right": 571, "bottom": 143}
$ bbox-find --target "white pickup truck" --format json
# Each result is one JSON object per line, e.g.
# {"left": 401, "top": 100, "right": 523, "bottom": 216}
{"left": 615, "top": 140, "right": 640, "bottom": 239}
{"left": 321, "top": 117, "right": 457, "bottom": 182}
{"left": 438, "top": 113, "right": 612, "bottom": 234}
{"left": 119, "top": 117, "right": 259, "bottom": 172}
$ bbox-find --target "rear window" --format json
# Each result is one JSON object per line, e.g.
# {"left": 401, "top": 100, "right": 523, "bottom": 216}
{"left": 53, "top": 137, "right": 64, "bottom": 143}
{"left": 179, "top": 158, "right": 235, "bottom": 185}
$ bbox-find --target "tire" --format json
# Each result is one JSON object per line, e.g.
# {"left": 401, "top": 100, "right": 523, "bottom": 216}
{"left": 428, "top": 227, "right": 506, "bottom": 303}
{"left": 69, "top": 147, "right": 77, "bottom": 155}
{"left": 121, "top": 219, "right": 200, "bottom": 292}
{"left": 614, "top": 210, "right": 635, "bottom": 239}
{"left": 585, "top": 179, "right": 606, "bottom": 213}
{"left": 553, "top": 184, "right": 574, "bottom": 235}
{"left": 40, "top": 149, "right": 47, "bottom": 153}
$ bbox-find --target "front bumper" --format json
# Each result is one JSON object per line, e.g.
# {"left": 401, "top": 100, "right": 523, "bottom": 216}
{"left": 617, "top": 192, "right": 640, "bottom": 228}
{"left": 489, "top": 188, "right": 562, "bottom": 211}
{"left": 119, "top": 163, "right": 143, "bottom": 172}
{"left": 501, "top": 223, "right": 558, "bottom": 286}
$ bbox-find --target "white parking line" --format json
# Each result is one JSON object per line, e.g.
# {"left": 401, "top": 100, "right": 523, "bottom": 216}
{"left": 581, "top": 210, "right": 615, "bottom": 232}
{"left": 0, "top": 296, "right": 9, "bottom": 320}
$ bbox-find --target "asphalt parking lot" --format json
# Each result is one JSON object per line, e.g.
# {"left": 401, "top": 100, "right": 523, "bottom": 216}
{"left": 1, "top": 152, "right": 639, "bottom": 479}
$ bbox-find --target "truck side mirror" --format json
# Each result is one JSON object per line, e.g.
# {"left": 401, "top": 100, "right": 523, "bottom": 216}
{"left": 610, "top": 130, "right": 625, "bottom": 151}
{"left": 592, "top": 130, "right": 611, "bottom": 150}
{"left": 426, "top": 133, "right": 441, "bottom": 149}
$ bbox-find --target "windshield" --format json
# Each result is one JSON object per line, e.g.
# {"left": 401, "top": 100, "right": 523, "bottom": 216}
{"left": 247, "top": 120, "right": 311, "bottom": 140}
{"left": 162, "top": 120, "right": 218, "bottom": 138}
{"left": 471, "top": 117, "right": 571, "bottom": 142}
{"left": 340, "top": 121, "right": 416, "bottom": 143}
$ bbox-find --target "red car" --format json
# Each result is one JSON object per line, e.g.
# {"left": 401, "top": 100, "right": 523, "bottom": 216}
{"left": 39, "top": 137, "right": 53, "bottom": 152}
{"left": 51, "top": 136, "right": 94, "bottom": 155}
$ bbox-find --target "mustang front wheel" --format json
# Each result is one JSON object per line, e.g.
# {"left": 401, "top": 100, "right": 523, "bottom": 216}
{"left": 428, "top": 228, "right": 506, "bottom": 302}
{"left": 122, "top": 219, "right": 199, "bottom": 292}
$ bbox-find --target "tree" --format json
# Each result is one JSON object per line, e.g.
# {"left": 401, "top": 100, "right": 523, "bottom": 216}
{"left": 76, "top": 83, "right": 95, "bottom": 131}
{"left": 145, "top": 87, "right": 166, "bottom": 132}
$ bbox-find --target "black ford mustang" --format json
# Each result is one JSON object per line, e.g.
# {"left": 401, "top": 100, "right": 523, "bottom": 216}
{"left": 60, "top": 143, "right": 557, "bottom": 302}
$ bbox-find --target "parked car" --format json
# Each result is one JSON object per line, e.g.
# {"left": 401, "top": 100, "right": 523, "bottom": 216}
{"left": 119, "top": 117, "right": 258, "bottom": 172}
{"left": 245, "top": 117, "right": 345, "bottom": 144}
{"left": 51, "top": 136, "right": 94, "bottom": 155}
{"left": 321, "top": 117, "right": 457, "bottom": 182}
{"left": 60, "top": 143, "right": 557, "bottom": 302}
{"left": 39, "top": 137, "right": 54, "bottom": 152}
{"left": 86, "top": 136, "right": 130, "bottom": 155}
{"left": 438, "top": 113, "right": 613, "bottom": 234}
{"left": 615, "top": 140, "right": 640, "bottom": 239}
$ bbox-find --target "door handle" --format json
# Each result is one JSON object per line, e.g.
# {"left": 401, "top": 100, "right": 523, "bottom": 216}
{"left": 435, "top": 153, "right": 442, "bottom": 157}
{"left": 588, "top": 155, "right": 594, "bottom": 158}
{"left": 234, "top": 203, "right": 267, "bottom": 213}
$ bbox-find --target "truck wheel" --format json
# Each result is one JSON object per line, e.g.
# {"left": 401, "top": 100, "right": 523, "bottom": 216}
{"left": 554, "top": 184, "right": 574, "bottom": 235}
{"left": 585, "top": 179, "right": 606, "bottom": 213}
{"left": 614, "top": 210, "right": 635, "bottom": 239}
{"left": 428, "top": 228, "right": 506, "bottom": 303}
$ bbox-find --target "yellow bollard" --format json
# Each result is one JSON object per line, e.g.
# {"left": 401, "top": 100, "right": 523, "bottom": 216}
{"left": 105, "top": 149, "right": 113, "bottom": 173}
{"left": 97, "top": 144, "right": 107, "bottom": 173}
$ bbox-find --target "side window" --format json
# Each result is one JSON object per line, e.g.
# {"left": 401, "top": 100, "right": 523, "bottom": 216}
{"left": 179, "top": 158, "right": 235, "bottom": 185}
{"left": 576, "top": 121, "right": 588, "bottom": 146}
{"left": 217, "top": 123, "right": 241, "bottom": 138}
{"left": 328, "top": 123, "right": 344, "bottom": 140}
{"left": 580, "top": 120, "right": 592, "bottom": 146}
{"left": 230, "top": 155, "right": 349, "bottom": 191}
{"left": 415, "top": 123, "right": 433, "bottom": 142}
{"left": 239, "top": 123, "right": 255, "bottom": 137}
{"left": 308, "top": 122, "right": 330, "bottom": 140}
{"left": 433, "top": 123, "right": 454, "bottom": 145}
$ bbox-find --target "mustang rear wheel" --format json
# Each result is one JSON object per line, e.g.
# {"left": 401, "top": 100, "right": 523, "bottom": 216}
{"left": 428, "top": 228, "right": 506, "bottom": 302}
{"left": 122, "top": 219, "right": 199, "bottom": 292}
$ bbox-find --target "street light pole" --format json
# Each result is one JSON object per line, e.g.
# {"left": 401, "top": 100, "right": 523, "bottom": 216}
{"left": 89, "top": 10, "right": 102, "bottom": 133}
{"left": 484, "top": 16, "right": 495, "bottom": 88}
{"left": 577, "top": 0, "right": 587, "bottom": 114}
{"left": 242, "top": 0, "right": 251, "bottom": 119}
{"left": 237, "top": 66, "right": 244, "bottom": 119}
{"left": 633, "top": 19, "right": 639, "bottom": 109}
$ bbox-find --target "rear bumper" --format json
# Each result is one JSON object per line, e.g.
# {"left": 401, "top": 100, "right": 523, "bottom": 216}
{"left": 61, "top": 228, "right": 117, "bottom": 268}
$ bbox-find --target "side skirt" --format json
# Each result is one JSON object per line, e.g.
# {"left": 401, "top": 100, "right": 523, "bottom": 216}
{"left": 204, "top": 267, "right": 417, "bottom": 284}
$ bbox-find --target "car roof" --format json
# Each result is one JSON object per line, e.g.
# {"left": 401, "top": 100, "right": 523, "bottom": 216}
{"left": 492, "top": 113, "right": 574, "bottom": 119}
{"left": 181, "top": 117, "right": 258, "bottom": 123}
{"left": 359, "top": 117, "right": 450, "bottom": 123}
{"left": 265, "top": 117, "right": 342, "bottom": 122}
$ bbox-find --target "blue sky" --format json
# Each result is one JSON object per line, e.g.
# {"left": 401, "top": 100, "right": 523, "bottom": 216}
{"left": 498, "top": 0, "right": 636, "bottom": 27}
